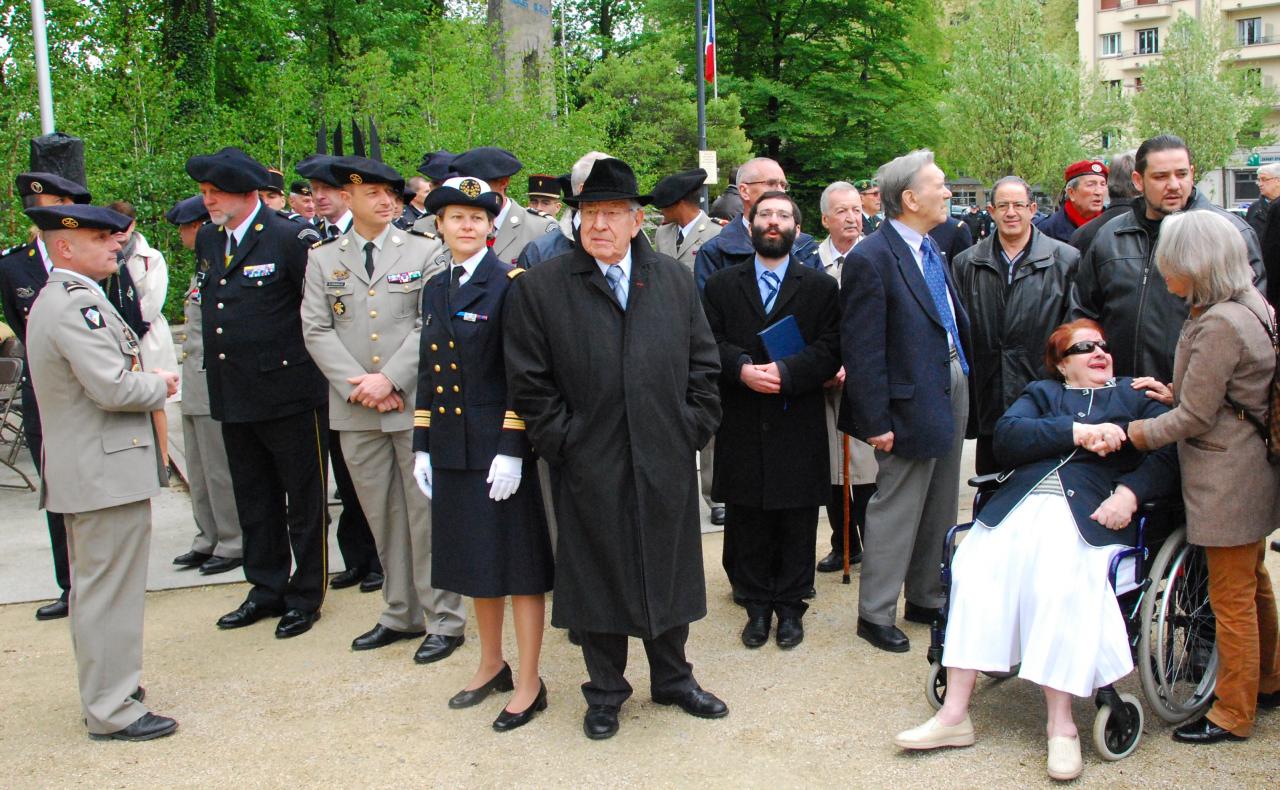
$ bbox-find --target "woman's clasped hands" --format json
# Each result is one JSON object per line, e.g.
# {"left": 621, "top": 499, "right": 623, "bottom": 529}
{"left": 1073, "top": 421, "right": 1127, "bottom": 457}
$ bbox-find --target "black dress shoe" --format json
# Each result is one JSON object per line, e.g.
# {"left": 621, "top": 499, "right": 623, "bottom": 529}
{"left": 198, "top": 556, "right": 243, "bottom": 576}
{"left": 857, "top": 617, "right": 910, "bottom": 653}
{"left": 1272, "top": 539, "right": 1280, "bottom": 553}
{"left": 35, "top": 598, "right": 69, "bottom": 620}
{"left": 803, "top": 586, "right": 816, "bottom": 600}
{"left": 710, "top": 506, "right": 726, "bottom": 526}
{"left": 904, "top": 602, "right": 942, "bottom": 625}
{"left": 652, "top": 686, "right": 729, "bottom": 719}
{"left": 329, "top": 568, "right": 364, "bottom": 589}
{"left": 172, "top": 550, "right": 212, "bottom": 568}
{"left": 1172, "top": 715, "right": 1245, "bottom": 744}
{"left": 449, "top": 663, "right": 514, "bottom": 708}
{"left": 1258, "top": 689, "right": 1280, "bottom": 709}
{"left": 359, "top": 571, "right": 384, "bottom": 593}
{"left": 352, "top": 623, "right": 426, "bottom": 651}
{"left": 131, "top": 687, "right": 145, "bottom": 703}
{"left": 275, "top": 609, "right": 320, "bottom": 639}
{"left": 216, "top": 600, "right": 283, "bottom": 629}
{"left": 584, "top": 704, "right": 620, "bottom": 740}
{"left": 414, "top": 633, "right": 465, "bottom": 664}
{"left": 776, "top": 616, "right": 804, "bottom": 649}
{"left": 567, "top": 629, "right": 582, "bottom": 646}
{"left": 816, "top": 550, "right": 861, "bottom": 572}
{"left": 88, "top": 712, "right": 178, "bottom": 742}
{"left": 741, "top": 613, "right": 770, "bottom": 648}
{"left": 493, "top": 680, "right": 548, "bottom": 732}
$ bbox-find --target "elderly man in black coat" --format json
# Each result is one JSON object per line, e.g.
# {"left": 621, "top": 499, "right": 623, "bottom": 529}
{"left": 702, "top": 191, "right": 841, "bottom": 650}
{"left": 504, "top": 158, "right": 727, "bottom": 740}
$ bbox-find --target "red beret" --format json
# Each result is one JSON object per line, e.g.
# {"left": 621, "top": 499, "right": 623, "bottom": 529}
{"left": 1065, "top": 160, "right": 1108, "bottom": 182}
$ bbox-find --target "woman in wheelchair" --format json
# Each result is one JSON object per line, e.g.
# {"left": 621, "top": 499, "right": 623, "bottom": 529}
{"left": 894, "top": 318, "right": 1178, "bottom": 781}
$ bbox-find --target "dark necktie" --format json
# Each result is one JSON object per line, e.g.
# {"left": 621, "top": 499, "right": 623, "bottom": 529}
{"left": 922, "top": 238, "right": 969, "bottom": 375}
{"left": 327, "top": 224, "right": 340, "bottom": 239}
{"left": 363, "top": 241, "right": 376, "bottom": 277}
{"left": 448, "top": 265, "right": 464, "bottom": 303}
{"left": 226, "top": 233, "right": 238, "bottom": 266}
{"left": 676, "top": 227, "right": 685, "bottom": 248}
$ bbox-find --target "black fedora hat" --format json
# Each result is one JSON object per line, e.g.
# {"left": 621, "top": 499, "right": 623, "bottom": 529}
{"left": 564, "top": 158, "right": 650, "bottom": 206}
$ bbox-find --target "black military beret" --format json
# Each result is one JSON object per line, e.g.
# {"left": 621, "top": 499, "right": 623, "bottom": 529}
{"left": 289, "top": 180, "right": 312, "bottom": 197}
{"left": 328, "top": 156, "right": 406, "bottom": 194}
{"left": 186, "top": 147, "right": 269, "bottom": 194}
{"left": 452, "top": 146, "right": 522, "bottom": 180}
{"left": 424, "top": 176, "right": 503, "bottom": 217}
{"left": 165, "top": 195, "right": 210, "bottom": 226}
{"left": 262, "top": 168, "right": 286, "bottom": 194}
{"left": 401, "top": 185, "right": 417, "bottom": 203}
{"left": 16, "top": 171, "right": 91, "bottom": 203}
{"left": 650, "top": 168, "right": 708, "bottom": 208}
{"left": 417, "top": 149, "right": 457, "bottom": 181}
{"left": 26, "top": 204, "right": 131, "bottom": 233}
{"left": 527, "top": 174, "right": 562, "bottom": 199}
{"left": 295, "top": 155, "right": 341, "bottom": 188}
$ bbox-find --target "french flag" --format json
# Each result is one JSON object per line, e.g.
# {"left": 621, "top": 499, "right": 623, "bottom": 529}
{"left": 704, "top": 0, "right": 716, "bottom": 85}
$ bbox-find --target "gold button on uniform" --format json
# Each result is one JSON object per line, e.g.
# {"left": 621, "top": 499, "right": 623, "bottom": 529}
{"left": 371, "top": 333, "right": 379, "bottom": 341}
{"left": 433, "top": 364, "right": 441, "bottom": 373}
{"left": 436, "top": 386, "right": 443, "bottom": 393}
{"left": 452, "top": 385, "right": 459, "bottom": 392}
{"left": 438, "top": 406, "right": 445, "bottom": 414}
{"left": 372, "top": 356, "right": 381, "bottom": 364}
{"left": 131, "top": 438, "right": 138, "bottom": 446}
{"left": 450, "top": 363, "right": 457, "bottom": 370}
{"left": 455, "top": 407, "right": 462, "bottom": 415}
{"left": 218, "top": 353, "right": 226, "bottom": 360}
{"left": 430, "top": 343, "right": 438, "bottom": 351}
{"left": 369, "top": 310, "right": 377, "bottom": 318}
{"left": 448, "top": 341, "right": 455, "bottom": 349}
{"left": 368, "top": 289, "right": 376, "bottom": 297}
{"left": 219, "top": 278, "right": 227, "bottom": 285}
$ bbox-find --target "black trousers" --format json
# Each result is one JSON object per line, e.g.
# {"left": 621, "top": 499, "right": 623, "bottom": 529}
{"left": 22, "top": 390, "right": 69, "bottom": 596}
{"left": 726, "top": 504, "right": 818, "bottom": 618}
{"left": 328, "top": 429, "right": 380, "bottom": 576}
{"left": 579, "top": 625, "right": 695, "bottom": 707}
{"left": 826, "top": 483, "right": 875, "bottom": 555}
{"left": 222, "top": 409, "right": 329, "bottom": 612}
{"left": 975, "top": 434, "right": 1000, "bottom": 476}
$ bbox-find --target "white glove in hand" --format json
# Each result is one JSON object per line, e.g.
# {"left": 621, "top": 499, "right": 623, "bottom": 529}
{"left": 413, "top": 451, "right": 433, "bottom": 499}
{"left": 486, "top": 454, "right": 522, "bottom": 501}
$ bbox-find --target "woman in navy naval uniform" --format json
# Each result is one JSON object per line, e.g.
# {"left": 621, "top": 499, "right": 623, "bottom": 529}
{"left": 412, "top": 177, "right": 553, "bottom": 731}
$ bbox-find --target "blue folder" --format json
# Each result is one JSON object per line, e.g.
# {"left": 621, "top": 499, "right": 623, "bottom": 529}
{"left": 757, "top": 314, "right": 805, "bottom": 361}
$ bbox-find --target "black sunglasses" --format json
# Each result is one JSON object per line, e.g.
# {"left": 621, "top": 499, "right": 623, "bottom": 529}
{"left": 1064, "top": 339, "right": 1109, "bottom": 356}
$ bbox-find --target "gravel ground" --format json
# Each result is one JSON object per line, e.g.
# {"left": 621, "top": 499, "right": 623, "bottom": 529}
{"left": 2, "top": 530, "right": 1278, "bottom": 788}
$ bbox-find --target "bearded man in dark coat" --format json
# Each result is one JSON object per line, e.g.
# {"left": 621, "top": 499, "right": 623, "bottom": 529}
{"left": 504, "top": 158, "right": 727, "bottom": 740}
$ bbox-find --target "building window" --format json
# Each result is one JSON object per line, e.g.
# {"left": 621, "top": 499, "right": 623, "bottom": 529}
{"left": 1101, "top": 130, "right": 1118, "bottom": 150}
{"left": 1100, "top": 0, "right": 1119, "bottom": 10}
{"left": 1239, "top": 17, "right": 1263, "bottom": 46}
{"left": 1100, "top": 32, "right": 1122, "bottom": 57}
{"left": 1137, "top": 28, "right": 1159, "bottom": 55}
{"left": 1105, "top": 79, "right": 1123, "bottom": 97}
{"left": 1134, "top": 76, "right": 1144, "bottom": 91}
{"left": 1234, "top": 170, "right": 1261, "bottom": 203}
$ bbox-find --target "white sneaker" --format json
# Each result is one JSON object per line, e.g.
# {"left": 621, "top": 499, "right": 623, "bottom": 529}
{"left": 1047, "top": 735, "right": 1082, "bottom": 781}
{"left": 893, "top": 714, "right": 976, "bottom": 750}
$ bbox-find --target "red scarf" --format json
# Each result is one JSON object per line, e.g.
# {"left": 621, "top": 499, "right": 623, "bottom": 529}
{"left": 1064, "top": 199, "right": 1099, "bottom": 228}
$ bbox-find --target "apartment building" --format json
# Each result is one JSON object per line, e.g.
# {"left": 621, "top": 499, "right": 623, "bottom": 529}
{"left": 1079, "top": 0, "right": 1280, "bottom": 206}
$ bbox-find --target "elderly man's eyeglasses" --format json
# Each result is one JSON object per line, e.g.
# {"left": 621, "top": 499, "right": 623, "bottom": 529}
{"left": 994, "top": 201, "right": 1034, "bottom": 212}
{"left": 1064, "top": 339, "right": 1109, "bottom": 356}
{"left": 743, "top": 178, "right": 789, "bottom": 192}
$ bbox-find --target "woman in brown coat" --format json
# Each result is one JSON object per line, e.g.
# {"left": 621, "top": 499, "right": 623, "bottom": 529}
{"left": 1128, "top": 209, "right": 1280, "bottom": 744}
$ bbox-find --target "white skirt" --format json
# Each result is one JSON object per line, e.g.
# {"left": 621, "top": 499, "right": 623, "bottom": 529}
{"left": 941, "top": 492, "right": 1133, "bottom": 697}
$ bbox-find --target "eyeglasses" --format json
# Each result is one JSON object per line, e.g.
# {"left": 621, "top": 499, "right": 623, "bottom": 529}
{"left": 755, "top": 209, "right": 794, "bottom": 221}
{"left": 743, "top": 178, "right": 789, "bottom": 192}
{"left": 1063, "top": 339, "right": 1109, "bottom": 357}
{"left": 994, "top": 201, "right": 1034, "bottom": 212}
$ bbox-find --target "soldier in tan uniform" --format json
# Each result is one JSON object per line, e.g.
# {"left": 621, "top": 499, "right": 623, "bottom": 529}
{"left": 302, "top": 156, "right": 468, "bottom": 661}
{"left": 422, "top": 146, "right": 560, "bottom": 265}
{"left": 165, "top": 196, "right": 243, "bottom": 575}
{"left": 650, "top": 168, "right": 728, "bottom": 525}
{"left": 24, "top": 203, "right": 180, "bottom": 741}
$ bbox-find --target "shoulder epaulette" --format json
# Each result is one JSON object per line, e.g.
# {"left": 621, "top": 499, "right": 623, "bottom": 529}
{"left": 311, "top": 235, "right": 340, "bottom": 249}
{"left": 62, "top": 280, "right": 88, "bottom": 293}
{"left": 297, "top": 225, "right": 322, "bottom": 243}
{"left": 526, "top": 207, "right": 554, "bottom": 220}
{"left": 712, "top": 217, "right": 729, "bottom": 226}
{"left": 408, "top": 228, "right": 439, "bottom": 241}
{"left": 507, "top": 267, "right": 525, "bottom": 279}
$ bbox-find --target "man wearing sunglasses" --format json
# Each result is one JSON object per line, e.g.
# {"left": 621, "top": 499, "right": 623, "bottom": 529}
{"left": 953, "top": 176, "right": 1080, "bottom": 474}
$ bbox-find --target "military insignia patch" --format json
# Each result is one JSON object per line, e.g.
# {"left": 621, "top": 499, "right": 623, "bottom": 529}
{"left": 332, "top": 269, "right": 349, "bottom": 280}
{"left": 243, "top": 263, "right": 277, "bottom": 278}
{"left": 460, "top": 178, "right": 482, "bottom": 199}
{"left": 254, "top": 223, "right": 264, "bottom": 232}
{"left": 15, "top": 287, "right": 34, "bottom": 298}
{"left": 188, "top": 289, "right": 202, "bottom": 305}
{"left": 61, "top": 217, "right": 79, "bottom": 229}
{"left": 333, "top": 298, "right": 346, "bottom": 316}
{"left": 349, "top": 174, "right": 364, "bottom": 185}
{"left": 325, "top": 280, "right": 348, "bottom": 289}
{"left": 30, "top": 181, "right": 43, "bottom": 194}
{"left": 385, "top": 271, "right": 422, "bottom": 284}
{"left": 81, "top": 306, "right": 105, "bottom": 329}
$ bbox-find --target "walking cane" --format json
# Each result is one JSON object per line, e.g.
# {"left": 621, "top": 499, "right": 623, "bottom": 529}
{"left": 842, "top": 433, "right": 852, "bottom": 584}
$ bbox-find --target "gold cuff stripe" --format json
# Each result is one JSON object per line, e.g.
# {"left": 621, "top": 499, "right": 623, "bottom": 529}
{"left": 502, "top": 419, "right": 526, "bottom": 431}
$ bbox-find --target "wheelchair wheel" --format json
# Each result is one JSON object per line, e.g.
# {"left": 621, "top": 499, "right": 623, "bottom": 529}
{"left": 1138, "top": 527, "right": 1218, "bottom": 724}
{"left": 925, "top": 661, "right": 945, "bottom": 711}
{"left": 1092, "top": 692, "right": 1144, "bottom": 761}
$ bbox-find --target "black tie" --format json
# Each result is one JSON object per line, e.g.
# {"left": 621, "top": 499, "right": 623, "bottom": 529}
{"left": 676, "top": 227, "right": 685, "bottom": 248}
{"left": 328, "top": 224, "right": 340, "bottom": 239}
{"left": 226, "top": 233, "right": 238, "bottom": 264}
{"left": 363, "top": 241, "right": 376, "bottom": 277}
{"left": 448, "top": 265, "right": 464, "bottom": 303}
{"left": 835, "top": 254, "right": 845, "bottom": 269}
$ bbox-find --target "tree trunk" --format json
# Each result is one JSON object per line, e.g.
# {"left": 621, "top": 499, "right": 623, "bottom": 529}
{"left": 160, "top": 0, "right": 215, "bottom": 111}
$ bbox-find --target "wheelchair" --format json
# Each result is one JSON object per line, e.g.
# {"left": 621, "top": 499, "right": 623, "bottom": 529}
{"left": 922, "top": 473, "right": 1217, "bottom": 761}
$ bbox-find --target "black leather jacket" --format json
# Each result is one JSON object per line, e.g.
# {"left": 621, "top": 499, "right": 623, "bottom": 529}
{"left": 1069, "top": 191, "right": 1266, "bottom": 382}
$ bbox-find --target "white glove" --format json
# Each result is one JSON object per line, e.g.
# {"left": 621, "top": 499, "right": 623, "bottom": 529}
{"left": 486, "top": 454, "right": 522, "bottom": 501}
{"left": 413, "top": 451, "right": 433, "bottom": 499}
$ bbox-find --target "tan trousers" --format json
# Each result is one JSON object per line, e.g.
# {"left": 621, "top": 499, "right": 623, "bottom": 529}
{"left": 182, "top": 413, "right": 242, "bottom": 558}
{"left": 339, "top": 429, "right": 465, "bottom": 635}
{"left": 1204, "top": 540, "right": 1280, "bottom": 736}
{"left": 65, "top": 500, "right": 152, "bottom": 734}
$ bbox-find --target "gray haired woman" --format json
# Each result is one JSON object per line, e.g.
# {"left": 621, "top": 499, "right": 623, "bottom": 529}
{"left": 1128, "top": 209, "right": 1280, "bottom": 745}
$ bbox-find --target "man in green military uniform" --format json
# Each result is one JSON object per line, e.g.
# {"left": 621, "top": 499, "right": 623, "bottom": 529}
{"left": 24, "top": 203, "right": 180, "bottom": 741}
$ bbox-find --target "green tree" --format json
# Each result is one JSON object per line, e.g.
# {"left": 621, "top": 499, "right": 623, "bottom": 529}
{"left": 939, "top": 0, "right": 1088, "bottom": 192}
{"left": 1134, "top": 8, "right": 1276, "bottom": 174}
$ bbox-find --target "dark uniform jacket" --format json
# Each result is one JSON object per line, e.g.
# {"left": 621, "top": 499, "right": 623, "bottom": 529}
{"left": 952, "top": 228, "right": 1079, "bottom": 436}
{"left": 0, "top": 241, "right": 48, "bottom": 426}
{"left": 693, "top": 216, "right": 821, "bottom": 292}
{"left": 413, "top": 251, "right": 530, "bottom": 468}
{"left": 1035, "top": 206, "right": 1082, "bottom": 244}
{"left": 702, "top": 258, "right": 840, "bottom": 508}
{"left": 1246, "top": 195, "right": 1270, "bottom": 243}
{"left": 1069, "top": 191, "right": 1266, "bottom": 382}
{"left": 929, "top": 217, "right": 974, "bottom": 265}
{"left": 195, "top": 203, "right": 325, "bottom": 423}
{"left": 516, "top": 227, "right": 575, "bottom": 269}
{"left": 980, "top": 379, "right": 1178, "bottom": 548}
{"left": 504, "top": 233, "right": 721, "bottom": 638}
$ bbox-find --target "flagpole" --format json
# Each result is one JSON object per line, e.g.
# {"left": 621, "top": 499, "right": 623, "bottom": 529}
{"left": 31, "top": 0, "right": 55, "bottom": 134}
{"left": 696, "top": 0, "right": 708, "bottom": 211}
